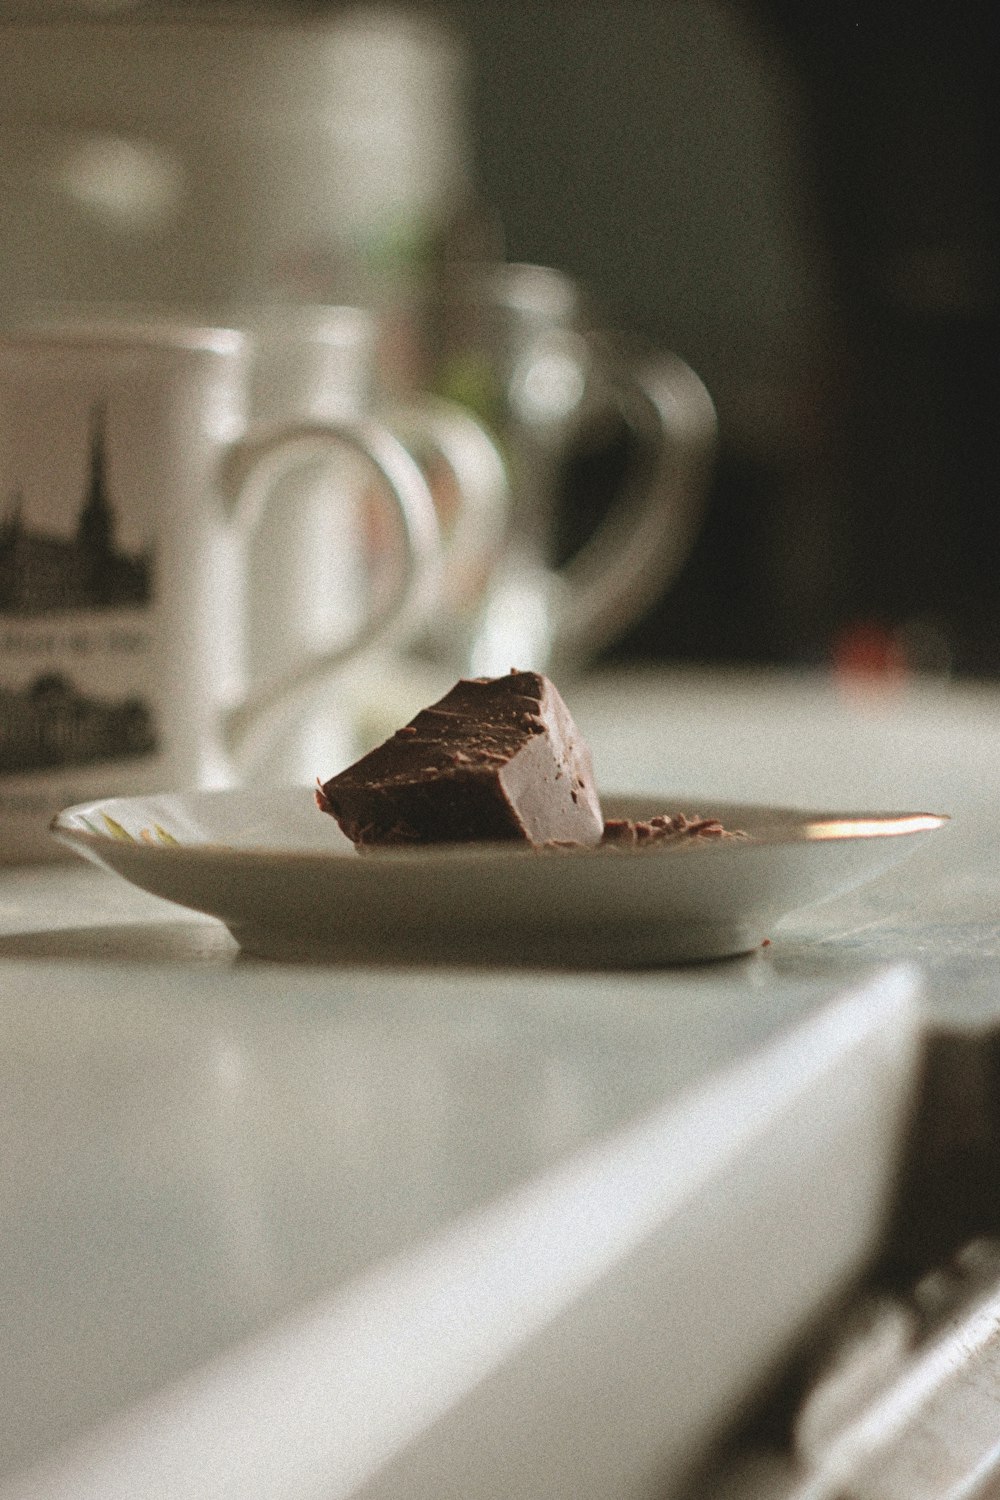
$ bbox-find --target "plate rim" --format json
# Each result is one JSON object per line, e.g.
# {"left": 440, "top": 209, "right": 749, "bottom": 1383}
{"left": 49, "top": 788, "right": 950, "bottom": 868}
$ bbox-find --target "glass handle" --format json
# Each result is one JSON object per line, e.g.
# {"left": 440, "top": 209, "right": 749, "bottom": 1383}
{"left": 552, "top": 350, "right": 717, "bottom": 666}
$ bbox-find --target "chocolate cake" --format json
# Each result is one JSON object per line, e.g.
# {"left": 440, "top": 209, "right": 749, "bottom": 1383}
{"left": 316, "top": 670, "right": 604, "bottom": 849}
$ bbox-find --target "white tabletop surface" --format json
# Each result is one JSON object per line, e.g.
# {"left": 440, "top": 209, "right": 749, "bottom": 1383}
{"left": 1, "top": 665, "right": 997, "bottom": 1499}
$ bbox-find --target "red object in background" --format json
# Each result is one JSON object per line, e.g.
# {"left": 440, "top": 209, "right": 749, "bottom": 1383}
{"left": 832, "top": 621, "right": 909, "bottom": 690}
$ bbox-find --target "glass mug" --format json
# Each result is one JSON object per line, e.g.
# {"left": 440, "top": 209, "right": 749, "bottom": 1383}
{"left": 0, "top": 318, "right": 455, "bottom": 862}
{"left": 421, "top": 261, "right": 718, "bottom": 675}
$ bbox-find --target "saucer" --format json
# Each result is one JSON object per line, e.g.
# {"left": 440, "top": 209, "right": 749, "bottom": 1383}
{"left": 51, "top": 788, "right": 947, "bottom": 966}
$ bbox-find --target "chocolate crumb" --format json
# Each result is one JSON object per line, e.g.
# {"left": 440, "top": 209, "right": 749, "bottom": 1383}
{"left": 602, "top": 813, "right": 747, "bottom": 847}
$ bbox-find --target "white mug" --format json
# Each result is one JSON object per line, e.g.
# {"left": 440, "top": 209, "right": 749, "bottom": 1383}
{"left": 0, "top": 318, "right": 444, "bottom": 862}
{"left": 0, "top": 13, "right": 470, "bottom": 313}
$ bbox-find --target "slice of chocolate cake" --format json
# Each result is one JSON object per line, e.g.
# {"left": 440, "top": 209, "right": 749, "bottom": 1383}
{"left": 316, "top": 670, "right": 604, "bottom": 849}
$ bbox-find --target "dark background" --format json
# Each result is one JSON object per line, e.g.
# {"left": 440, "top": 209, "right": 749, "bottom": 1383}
{"left": 413, "top": 0, "right": 1000, "bottom": 676}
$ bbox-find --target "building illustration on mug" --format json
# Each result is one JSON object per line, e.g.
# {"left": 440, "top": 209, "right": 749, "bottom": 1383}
{"left": 0, "top": 404, "right": 152, "bottom": 616}
{"left": 0, "top": 672, "right": 157, "bottom": 774}
{"left": 0, "top": 405, "right": 158, "bottom": 773}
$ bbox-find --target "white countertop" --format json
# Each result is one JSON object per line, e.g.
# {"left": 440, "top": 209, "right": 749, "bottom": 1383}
{"left": 576, "top": 665, "right": 1000, "bottom": 1029}
{"left": 2, "top": 665, "right": 998, "bottom": 1499}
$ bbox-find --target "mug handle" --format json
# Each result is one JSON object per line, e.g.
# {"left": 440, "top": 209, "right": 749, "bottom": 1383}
{"left": 215, "top": 417, "right": 441, "bottom": 764}
{"left": 549, "top": 347, "right": 717, "bottom": 666}
{"left": 385, "top": 395, "right": 510, "bottom": 622}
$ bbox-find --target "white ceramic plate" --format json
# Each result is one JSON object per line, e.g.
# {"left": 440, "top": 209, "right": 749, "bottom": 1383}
{"left": 52, "top": 792, "right": 947, "bottom": 966}
{"left": 50, "top": 788, "right": 947, "bottom": 966}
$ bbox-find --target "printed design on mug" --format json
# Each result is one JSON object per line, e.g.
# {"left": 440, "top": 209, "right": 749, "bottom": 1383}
{"left": 0, "top": 404, "right": 152, "bottom": 615}
{"left": 0, "top": 671, "right": 157, "bottom": 774}
{"left": 0, "top": 401, "right": 159, "bottom": 774}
